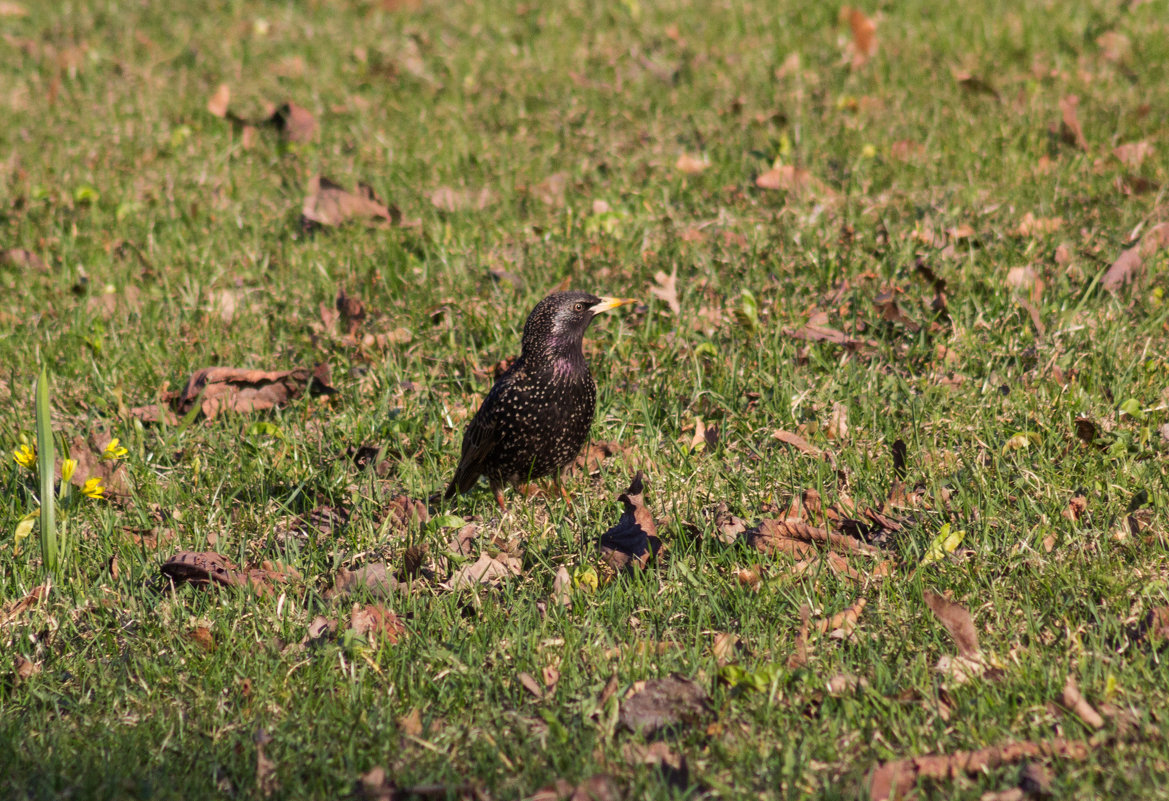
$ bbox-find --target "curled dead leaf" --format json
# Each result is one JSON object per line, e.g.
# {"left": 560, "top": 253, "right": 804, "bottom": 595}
{"left": 675, "top": 153, "right": 709, "bottom": 174}
{"left": 1061, "top": 675, "right": 1104, "bottom": 729}
{"left": 302, "top": 175, "right": 399, "bottom": 229}
{"left": 619, "top": 674, "right": 711, "bottom": 735}
{"left": 1101, "top": 222, "right": 1169, "bottom": 292}
{"left": 1058, "top": 95, "right": 1088, "bottom": 150}
{"left": 173, "top": 364, "right": 336, "bottom": 419}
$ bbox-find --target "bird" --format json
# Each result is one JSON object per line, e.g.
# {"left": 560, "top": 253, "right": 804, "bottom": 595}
{"left": 445, "top": 291, "right": 637, "bottom": 509}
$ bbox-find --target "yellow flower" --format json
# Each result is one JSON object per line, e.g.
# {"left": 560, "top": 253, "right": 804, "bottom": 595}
{"left": 14, "top": 443, "right": 36, "bottom": 469}
{"left": 81, "top": 477, "right": 105, "bottom": 500}
{"left": 61, "top": 458, "right": 77, "bottom": 483}
{"left": 102, "top": 438, "right": 128, "bottom": 461}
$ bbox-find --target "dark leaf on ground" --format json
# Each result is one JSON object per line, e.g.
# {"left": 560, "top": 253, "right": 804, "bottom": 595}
{"left": 923, "top": 591, "right": 980, "bottom": 659}
{"left": 598, "top": 471, "right": 659, "bottom": 573}
{"left": 171, "top": 364, "right": 335, "bottom": 419}
{"left": 161, "top": 551, "right": 296, "bottom": 596}
{"left": 1101, "top": 222, "right": 1169, "bottom": 292}
{"left": 619, "top": 674, "right": 711, "bottom": 735}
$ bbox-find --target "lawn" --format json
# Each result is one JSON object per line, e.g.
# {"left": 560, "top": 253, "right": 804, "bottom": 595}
{"left": 2, "top": 0, "right": 1169, "bottom": 798}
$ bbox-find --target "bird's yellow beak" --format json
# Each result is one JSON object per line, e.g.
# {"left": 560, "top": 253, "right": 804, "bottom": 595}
{"left": 589, "top": 297, "right": 638, "bottom": 314}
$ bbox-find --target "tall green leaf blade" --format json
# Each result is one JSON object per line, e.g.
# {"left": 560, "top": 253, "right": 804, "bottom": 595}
{"left": 35, "top": 365, "right": 57, "bottom": 574}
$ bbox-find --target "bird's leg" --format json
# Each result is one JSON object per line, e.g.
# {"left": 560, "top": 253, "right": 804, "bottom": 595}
{"left": 553, "top": 472, "right": 572, "bottom": 505}
{"left": 491, "top": 481, "right": 507, "bottom": 512}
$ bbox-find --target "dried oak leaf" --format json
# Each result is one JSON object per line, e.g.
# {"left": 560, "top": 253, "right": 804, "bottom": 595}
{"left": 598, "top": 471, "right": 659, "bottom": 574}
{"left": 207, "top": 84, "right": 230, "bottom": 118}
{"left": 869, "top": 738, "right": 1092, "bottom": 801}
{"left": 649, "top": 266, "right": 680, "bottom": 315}
{"left": 1101, "top": 222, "right": 1169, "bottom": 292}
{"left": 348, "top": 603, "right": 407, "bottom": 644}
{"left": 619, "top": 674, "right": 711, "bottom": 735}
{"left": 570, "top": 439, "right": 630, "bottom": 476}
{"left": 301, "top": 175, "right": 400, "bottom": 228}
{"left": 1113, "top": 140, "right": 1153, "bottom": 168}
{"left": 174, "top": 364, "right": 335, "bottom": 419}
{"left": 783, "top": 313, "right": 874, "bottom": 352}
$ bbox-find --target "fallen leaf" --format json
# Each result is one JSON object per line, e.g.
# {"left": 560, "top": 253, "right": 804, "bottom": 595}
{"left": 348, "top": 604, "right": 407, "bottom": 644}
{"left": 254, "top": 729, "right": 278, "bottom": 797}
{"left": 649, "top": 266, "right": 680, "bottom": 315}
{"left": 675, "top": 153, "right": 709, "bottom": 174}
{"left": 160, "top": 551, "right": 294, "bottom": 596}
{"left": 869, "top": 738, "right": 1093, "bottom": 801}
{"left": 1101, "top": 222, "right": 1169, "bottom": 292}
{"left": 786, "top": 605, "right": 811, "bottom": 669}
{"left": 1, "top": 248, "right": 49, "bottom": 272}
{"left": 172, "top": 364, "right": 335, "bottom": 419}
{"left": 1061, "top": 675, "right": 1104, "bottom": 729}
{"left": 569, "top": 439, "right": 629, "bottom": 476}
{"left": 923, "top": 591, "right": 980, "bottom": 659}
{"left": 622, "top": 742, "right": 689, "bottom": 789}
{"left": 1062, "top": 494, "right": 1087, "bottom": 522}
{"left": 598, "top": 471, "right": 659, "bottom": 574}
{"left": 266, "top": 101, "right": 317, "bottom": 143}
{"left": 1096, "top": 31, "right": 1131, "bottom": 63}
{"left": 756, "top": 164, "right": 834, "bottom": 199}
{"left": 1113, "top": 141, "right": 1153, "bottom": 168}
{"left": 710, "top": 632, "right": 740, "bottom": 665}
{"left": 429, "top": 186, "right": 495, "bottom": 212}
{"left": 533, "top": 172, "right": 569, "bottom": 207}
{"left": 333, "top": 563, "right": 399, "bottom": 598}
{"left": 187, "top": 625, "right": 216, "bottom": 652}
{"left": 843, "top": 7, "right": 877, "bottom": 68}
{"left": 551, "top": 566, "right": 572, "bottom": 608}
{"left": 825, "top": 402, "right": 848, "bottom": 441}
{"left": 207, "top": 84, "right": 231, "bottom": 118}
{"left": 1015, "top": 213, "right": 1063, "bottom": 237}
{"left": 772, "top": 429, "right": 822, "bottom": 456}
{"left": 1058, "top": 95, "right": 1088, "bottom": 150}
{"left": 301, "top": 175, "right": 399, "bottom": 228}
{"left": 517, "top": 671, "right": 543, "bottom": 699}
{"left": 619, "top": 675, "right": 711, "bottom": 735}
{"left": 816, "top": 598, "right": 866, "bottom": 639}
{"left": 890, "top": 139, "right": 924, "bottom": 162}
{"left": 12, "top": 655, "right": 39, "bottom": 683}
{"left": 449, "top": 551, "right": 522, "bottom": 589}
{"left": 953, "top": 70, "right": 1000, "bottom": 101}
{"left": 0, "top": 2, "right": 28, "bottom": 16}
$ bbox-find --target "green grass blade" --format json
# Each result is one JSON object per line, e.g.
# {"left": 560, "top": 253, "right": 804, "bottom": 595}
{"left": 35, "top": 364, "right": 57, "bottom": 574}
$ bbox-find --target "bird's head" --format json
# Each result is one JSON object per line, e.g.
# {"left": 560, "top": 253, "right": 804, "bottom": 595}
{"left": 521, "top": 291, "right": 637, "bottom": 359}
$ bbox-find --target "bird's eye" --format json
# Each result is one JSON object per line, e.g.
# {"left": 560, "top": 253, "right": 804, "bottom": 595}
{"left": 574, "top": 302, "right": 584, "bottom": 311}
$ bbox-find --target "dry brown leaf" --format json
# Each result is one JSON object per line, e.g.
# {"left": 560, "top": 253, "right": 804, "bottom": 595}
{"left": 302, "top": 175, "right": 399, "bottom": 228}
{"left": 569, "top": 439, "right": 629, "bottom": 476}
{"left": 551, "top": 566, "right": 572, "bottom": 608}
{"left": 772, "top": 429, "right": 821, "bottom": 456}
{"left": 786, "top": 605, "right": 811, "bottom": 669}
{"left": 843, "top": 7, "right": 877, "bottom": 68}
{"left": 1096, "top": 31, "right": 1131, "bottom": 63}
{"left": 12, "top": 655, "right": 40, "bottom": 683}
{"left": 1061, "top": 675, "right": 1105, "bottom": 729}
{"left": 924, "top": 591, "right": 980, "bottom": 660}
{"left": 1015, "top": 213, "right": 1064, "bottom": 237}
{"left": 816, "top": 598, "right": 866, "bottom": 639}
{"left": 783, "top": 315, "right": 875, "bottom": 352}
{"left": 333, "top": 563, "right": 399, "bottom": 598}
{"left": 254, "top": 729, "right": 277, "bottom": 797}
{"left": 0, "top": 584, "right": 49, "bottom": 628}
{"left": 429, "top": 186, "right": 495, "bottom": 212}
{"left": 349, "top": 604, "right": 407, "bottom": 644}
{"left": 869, "top": 738, "right": 1093, "bottom": 801}
{"left": 1, "top": 248, "right": 49, "bottom": 272}
{"left": 534, "top": 172, "right": 569, "bottom": 206}
{"left": 649, "top": 266, "right": 680, "bottom": 315}
{"left": 517, "top": 671, "right": 544, "bottom": 699}
{"left": 449, "top": 551, "right": 522, "bottom": 589}
{"left": 756, "top": 164, "right": 833, "bottom": 198}
{"left": 890, "top": 139, "right": 924, "bottom": 162}
{"left": 397, "top": 708, "right": 423, "bottom": 738}
{"left": 1113, "top": 140, "right": 1153, "bottom": 168}
{"left": 0, "top": 2, "right": 28, "bottom": 16}
{"left": 1062, "top": 494, "right": 1087, "bottom": 523}
{"left": 207, "top": 84, "right": 230, "bottom": 118}
{"left": 710, "top": 632, "right": 740, "bottom": 665}
{"left": 1101, "top": 222, "right": 1169, "bottom": 292}
{"left": 619, "top": 675, "right": 711, "bottom": 735}
{"left": 160, "top": 551, "right": 294, "bottom": 596}
{"left": 172, "top": 364, "right": 335, "bottom": 419}
{"left": 187, "top": 625, "right": 216, "bottom": 652}
{"left": 826, "top": 402, "right": 849, "bottom": 441}
{"left": 1059, "top": 95, "right": 1088, "bottom": 150}
{"left": 675, "top": 153, "right": 709, "bottom": 174}
{"left": 266, "top": 101, "right": 317, "bottom": 143}
{"left": 599, "top": 472, "right": 658, "bottom": 574}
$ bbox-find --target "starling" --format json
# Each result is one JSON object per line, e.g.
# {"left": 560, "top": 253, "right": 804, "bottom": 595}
{"left": 446, "top": 291, "right": 637, "bottom": 508}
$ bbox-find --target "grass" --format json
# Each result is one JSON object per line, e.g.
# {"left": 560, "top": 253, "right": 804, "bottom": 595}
{"left": 2, "top": 0, "right": 1169, "bottom": 798}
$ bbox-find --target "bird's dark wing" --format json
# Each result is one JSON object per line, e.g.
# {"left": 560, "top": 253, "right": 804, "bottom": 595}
{"left": 445, "top": 388, "right": 501, "bottom": 497}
